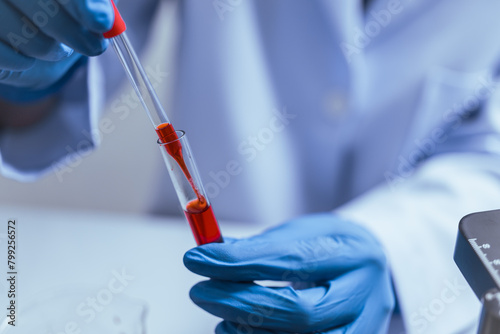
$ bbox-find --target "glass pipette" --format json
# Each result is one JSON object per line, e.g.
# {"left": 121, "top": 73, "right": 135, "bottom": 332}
{"left": 103, "top": 1, "right": 223, "bottom": 245}
{"left": 103, "top": 1, "right": 175, "bottom": 143}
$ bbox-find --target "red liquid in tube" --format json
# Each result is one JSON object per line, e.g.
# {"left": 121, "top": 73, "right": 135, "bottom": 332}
{"left": 185, "top": 199, "right": 223, "bottom": 245}
{"left": 156, "top": 123, "right": 223, "bottom": 245}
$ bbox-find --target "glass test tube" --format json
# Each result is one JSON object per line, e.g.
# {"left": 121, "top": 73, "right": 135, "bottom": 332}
{"left": 158, "top": 131, "right": 223, "bottom": 245}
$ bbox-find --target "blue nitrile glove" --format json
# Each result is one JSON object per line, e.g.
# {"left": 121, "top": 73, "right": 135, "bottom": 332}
{"left": 184, "top": 213, "right": 395, "bottom": 334}
{"left": 0, "top": 0, "right": 114, "bottom": 101}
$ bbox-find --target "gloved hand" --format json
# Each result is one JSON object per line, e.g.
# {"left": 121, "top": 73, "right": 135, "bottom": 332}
{"left": 0, "top": 0, "right": 114, "bottom": 99}
{"left": 184, "top": 213, "right": 395, "bottom": 334}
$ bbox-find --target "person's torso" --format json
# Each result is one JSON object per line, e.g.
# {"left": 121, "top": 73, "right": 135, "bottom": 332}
{"left": 143, "top": 0, "right": 500, "bottom": 225}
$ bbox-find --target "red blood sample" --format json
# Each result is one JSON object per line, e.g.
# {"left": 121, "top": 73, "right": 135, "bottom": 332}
{"left": 156, "top": 122, "right": 223, "bottom": 245}
{"left": 185, "top": 199, "right": 223, "bottom": 245}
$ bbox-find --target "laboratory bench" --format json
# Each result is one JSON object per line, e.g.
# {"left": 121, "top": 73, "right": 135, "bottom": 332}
{"left": 0, "top": 205, "right": 258, "bottom": 334}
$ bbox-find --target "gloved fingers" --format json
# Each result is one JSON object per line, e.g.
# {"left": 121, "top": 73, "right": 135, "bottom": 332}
{"left": 0, "top": 52, "right": 82, "bottom": 89}
{"left": 0, "top": 3, "right": 73, "bottom": 61}
{"left": 6, "top": 0, "right": 110, "bottom": 56}
{"left": 0, "top": 41, "right": 36, "bottom": 71}
{"left": 189, "top": 270, "right": 373, "bottom": 333}
{"left": 56, "top": 0, "right": 114, "bottom": 33}
{"left": 335, "top": 270, "right": 395, "bottom": 334}
{"left": 184, "top": 223, "right": 386, "bottom": 283}
{"left": 213, "top": 280, "right": 393, "bottom": 334}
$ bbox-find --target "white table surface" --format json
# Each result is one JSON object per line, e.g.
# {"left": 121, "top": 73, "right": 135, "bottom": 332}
{"left": 0, "top": 205, "right": 261, "bottom": 334}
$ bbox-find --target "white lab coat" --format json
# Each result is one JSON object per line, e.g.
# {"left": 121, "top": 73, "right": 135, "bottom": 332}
{"left": 2, "top": 0, "right": 500, "bottom": 333}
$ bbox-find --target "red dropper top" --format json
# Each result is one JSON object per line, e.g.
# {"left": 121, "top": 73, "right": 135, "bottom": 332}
{"left": 103, "top": 0, "right": 126, "bottom": 38}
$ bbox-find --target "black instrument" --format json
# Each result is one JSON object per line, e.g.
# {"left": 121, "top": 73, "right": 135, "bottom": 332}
{"left": 454, "top": 210, "right": 500, "bottom": 334}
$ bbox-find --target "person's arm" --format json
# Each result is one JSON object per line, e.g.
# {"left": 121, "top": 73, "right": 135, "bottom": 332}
{"left": 0, "top": 0, "right": 164, "bottom": 181}
{"left": 183, "top": 74, "right": 500, "bottom": 334}
{"left": 335, "top": 82, "right": 500, "bottom": 333}
{"left": 183, "top": 149, "right": 493, "bottom": 334}
{"left": 336, "top": 154, "right": 499, "bottom": 334}
{"left": 0, "top": 0, "right": 114, "bottom": 180}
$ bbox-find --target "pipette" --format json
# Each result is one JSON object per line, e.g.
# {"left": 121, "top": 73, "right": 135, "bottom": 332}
{"left": 103, "top": 1, "right": 223, "bottom": 245}
{"left": 102, "top": 1, "right": 173, "bottom": 141}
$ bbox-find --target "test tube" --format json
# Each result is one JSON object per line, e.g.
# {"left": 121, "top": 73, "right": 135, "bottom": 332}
{"left": 158, "top": 131, "right": 223, "bottom": 245}
{"left": 104, "top": 0, "right": 223, "bottom": 245}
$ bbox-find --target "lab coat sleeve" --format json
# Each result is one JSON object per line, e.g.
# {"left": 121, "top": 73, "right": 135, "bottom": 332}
{"left": 0, "top": 57, "right": 106, "bottom": 182}
{"left": 336, "top": 95, "right": 500, "bottom": 333}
